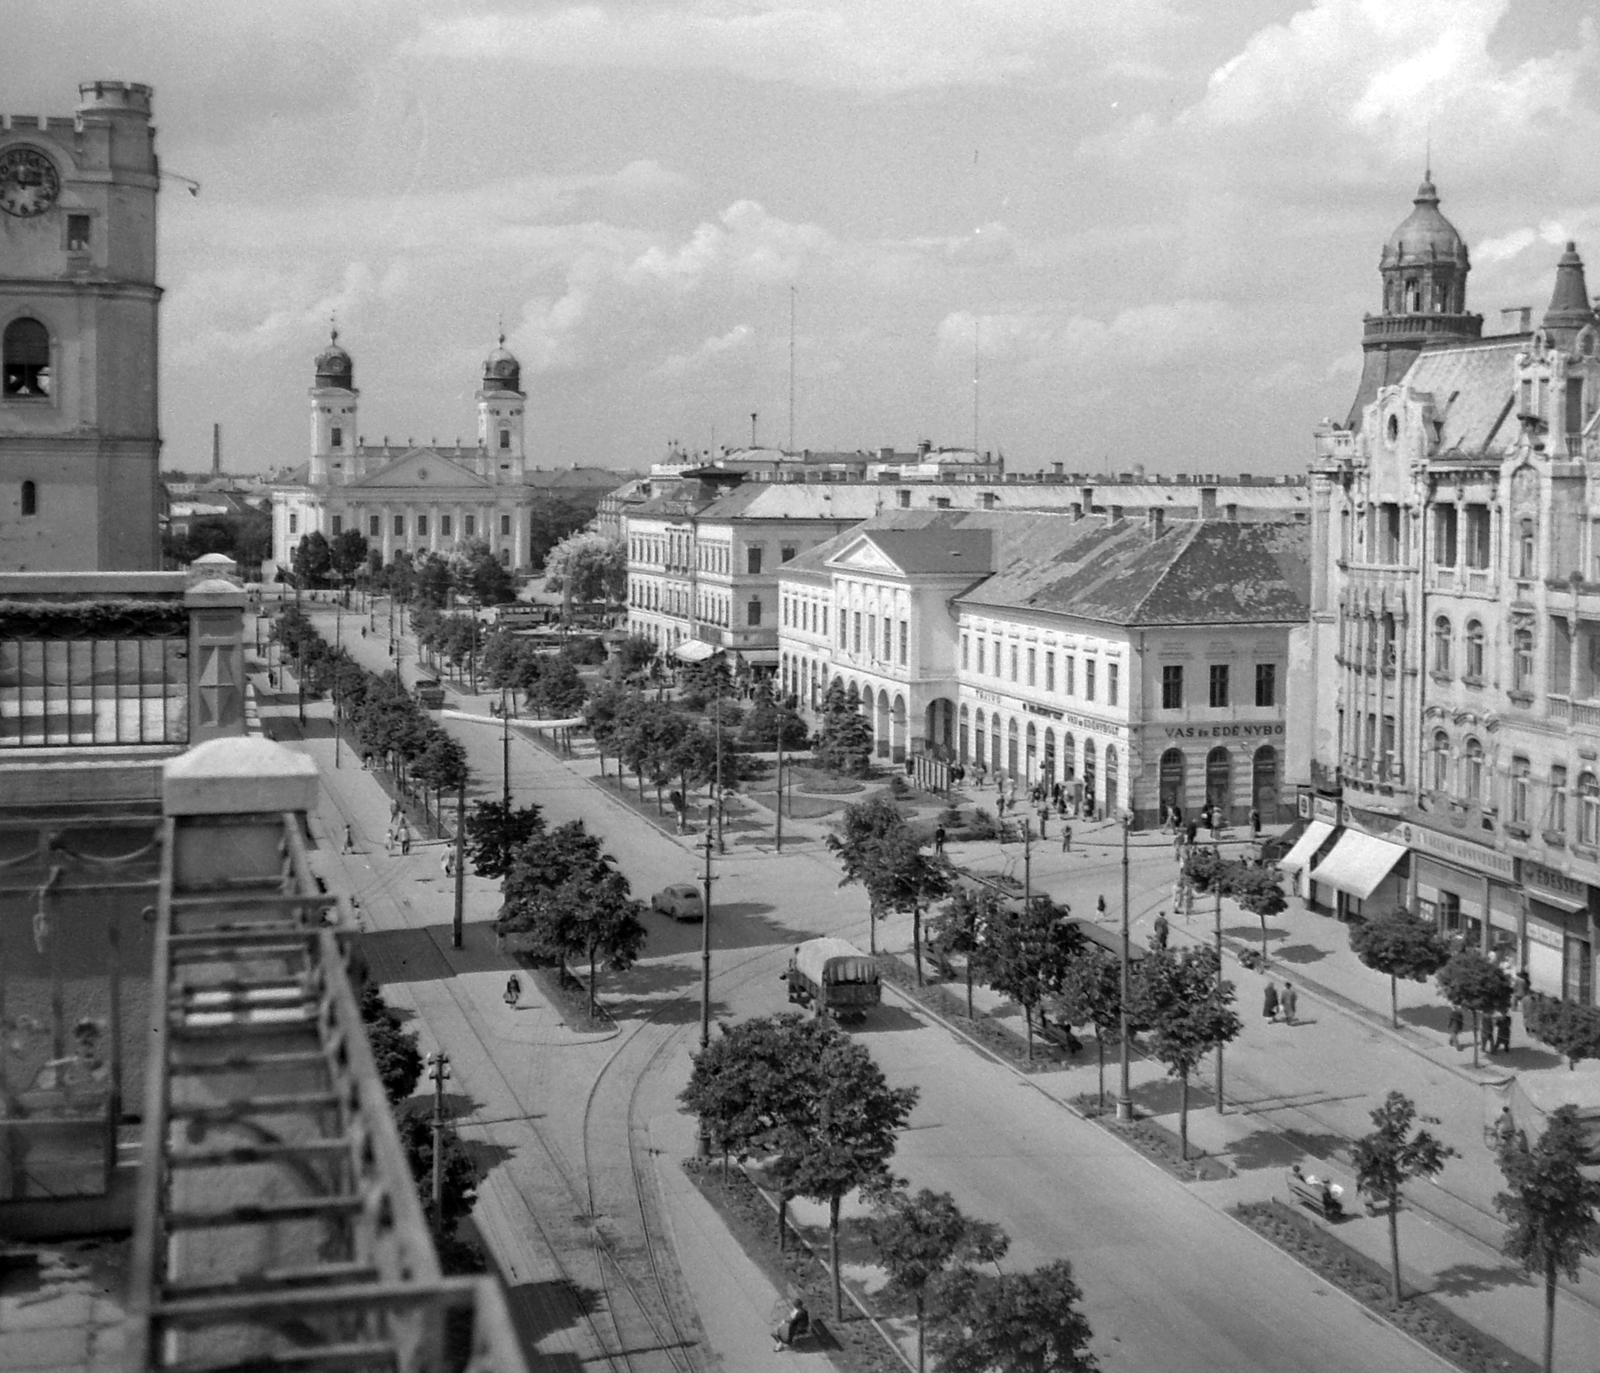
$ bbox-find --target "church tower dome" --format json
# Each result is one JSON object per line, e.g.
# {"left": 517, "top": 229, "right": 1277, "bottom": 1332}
{"left": 309, "top": 326, "right": 358, "bottom": 486}
{"left": 1347, "top": 170, "right": 1483, "bottom": 429}
{"left": 476, "top": 332, "right": 526, "bottom": 478}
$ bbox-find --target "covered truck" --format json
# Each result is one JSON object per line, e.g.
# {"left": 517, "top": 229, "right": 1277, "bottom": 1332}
{"left": 785, "top": 938, "right": 880, "bottom": 1022}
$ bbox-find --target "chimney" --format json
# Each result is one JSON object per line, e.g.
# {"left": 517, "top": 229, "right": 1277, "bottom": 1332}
{"left": 1080, "top": 485, "right": 1094, "bottom": 512}
{"left": 1052, "top": 461, "right": 1064, "bottom": 477}
{"left": 1502, "top": 306, "right": 1533, "bottom": 333}
{"left": 212, "top": 423, "right": 222, "bottom": 478}
{"left": 1225, "top": 503, "right": 1238, "bottom": 522}
{"left": 1200, "top": 487, "right": 1218, "bottom": 518}
{"left": 1071, "top": 502, "right": 1084, "bottom": 521}
{"left": 880, "top": 446, "right": 894, "bottom": 460}
{"left": 1147, "top": 507, "right": 1164, "bottom": 540}
{"left": 1109, "top": 504, "right": 1124, "bottom": 523}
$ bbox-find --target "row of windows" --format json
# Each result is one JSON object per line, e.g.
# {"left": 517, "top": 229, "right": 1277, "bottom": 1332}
{"left": 1425, "top": 736, "right": 1600, "bottom": 843}
{"left": 628, "top": 535, "right": 800, "bottom": 575}
{"left": 782, "top": 593, "right": 830, "bottom": 638}
{"left": 291, "top": 510, "right": 511, "bottom": 538}
{"left": 632, "top": 578, "right": 764, "bottom": 627}
{"left": 1159, "top": 663, "right": 1276, "bottom": 710}
{"left": 960, "top": 635, "right": 1133, "bottom": 706}
{"left": 839, "top": 610, "right": 910, "bottom": 667}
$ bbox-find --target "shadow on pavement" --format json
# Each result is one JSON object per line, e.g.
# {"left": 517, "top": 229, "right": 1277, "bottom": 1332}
{"left": 1429, "top": 1261, "right": 1533, "bottom": 1298}
{"left": 1225, "top": 1127, "right": 1316, "bottom": 1171}
{"left": 1130, "top": 1078, "right": 1216, "bottom": 1116}
{"left": 853, "top": 1004, "right": 923, "bottom": 1035}
{"left": 1399, "top": 1003, "right": 1456, "bottom": 1034}
{"left": 1491, "top": 1044, "right": 1564, "bottom": 1071}
{"left": 1271, "top": 942, "right": 1329, "bottom": 965}
{"left": 458, "top": 1136, "right": 515, "bottom": 1180}
{"left": 502, "top": 1276, "right": 602, "bottom": 1361}
{"left": 1223, "top": 923, "right": 1289, "bottom": 946}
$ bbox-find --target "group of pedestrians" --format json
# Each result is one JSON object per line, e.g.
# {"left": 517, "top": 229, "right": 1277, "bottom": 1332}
{"left": 1262, "top": 979, "right": 1299, "bottom": 1026}
{"left": 385, "top": 809, "right": 412, "bottom": 856}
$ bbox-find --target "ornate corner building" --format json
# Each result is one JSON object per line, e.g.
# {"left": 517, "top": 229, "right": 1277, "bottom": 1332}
{"left": 1301, "top": 173, "right": 1600, "bottom": 1004}
{"left": 268, "top": 333, "right": 539, "bottom": 575}
{"left": 0, "top": 82, "right": 163, "bottom": 572}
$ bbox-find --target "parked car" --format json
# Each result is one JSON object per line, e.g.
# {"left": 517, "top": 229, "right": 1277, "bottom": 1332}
{"left": 414, "top": 678, "right": 446, "bottom": 709}
{"left": 651, "top": 883, "right": 704, "bottom": 922}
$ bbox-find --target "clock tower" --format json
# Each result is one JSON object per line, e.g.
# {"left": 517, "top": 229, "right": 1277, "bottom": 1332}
{"left": 0, "top": 81, "right": 162, "bottom": 571}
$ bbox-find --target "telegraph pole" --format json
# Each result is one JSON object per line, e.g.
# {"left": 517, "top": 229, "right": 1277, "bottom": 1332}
{"left": 1117, "top": 812, "right": 1133, "bottom": 1122}
{"left": 427, "top": 1052, "right": 451, "bottom": 1209}
{"left": 333, "top": 609, "right": 343, "bottom": 768}
{"left": 698, "top": 829, "right": 715, "bottom": 1158}
{"left": 1215, "top": 882, "right": 1226, "bottom": 1115}
{"left": 502, "top": 684, "right": 512, "bottom": 812}
{"left": 452, "top": 776, "right": 466, "bottom": 949}
{"left": 1022, "top": 818, "right": 1032, "bottom": 911}
{"left": 714, "top": 667, "right": 725, "bottom": 854}
{"left": 774, "top": 709, "right": 784, "bottom": 851}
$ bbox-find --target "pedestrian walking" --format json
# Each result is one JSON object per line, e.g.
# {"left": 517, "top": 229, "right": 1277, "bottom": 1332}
{"left": 934, "top": 825, "right": 946, "bottom": 857}
{"left": 1481, "top": 1012, "right": 1496, "bottom": 1054}
{"left": 1249, "top": 806, "right": 1261, "bottom": 838}
{"left": 504, "top": 974, "right": 520, "bottom": 1006}
{"left": 1495, "top": 1008, "right": 1512, "bottom": 1054}
{"left": 342, "top": 823, "right": 355, "bottom": 855}
{"left": 1512, "top": 968, "right": 1531, "bottom": 1008}
{"left": 1446, "top": 1005, "right": 1465, "bottom": 1049}
{"left": 442, "top": 848, "right": 454, "bottom": 878}
{"left": 398, "top": 821, "right": 412, "bottom": 857}
{"left": 1185, "top": 820, "right": 1199, "bottom": 848}
{"left": 1152, "top": 911, "right": 1169, "bottom": 951}
{"left": 1060, "top": 821, "right": 1073, "bottom": 854}
{"left": 1210, "top": 806, "right": 1222, "bottom": 839}
{"left": 1173, "top": 828, "right": 1185, "bottom": 862}
{"left": 1263, "top": 981, "right": 1280, "bottom": 1023}
{"left": 1096, "top": 894, "right": 1106, "bottom": 919}
{"left": 996, "top": 793, "right": 1007, "bottom": 818}
{"left": 384, "top": 824, "right": 396, "bottom": 856}
{"left": 1281, "top": 981, "right": 1298, "bottom": 1026}
{"left": 1036, "top": 806, "right": 1048, "bottom": 840}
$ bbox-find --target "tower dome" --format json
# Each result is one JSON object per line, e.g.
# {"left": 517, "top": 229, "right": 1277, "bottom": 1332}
{"left": 481, "top": 333, "right": 521, "bottom": 394}
{"left": 314, "top": 327, "right": 353, "bottom": 390}
{"left": 1381, "top": 173, "right": 1469, "bottom": 270}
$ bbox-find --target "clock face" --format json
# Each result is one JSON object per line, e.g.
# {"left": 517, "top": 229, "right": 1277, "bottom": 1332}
{"left": 0, "top": 147, "right": 60, "bottom": 218}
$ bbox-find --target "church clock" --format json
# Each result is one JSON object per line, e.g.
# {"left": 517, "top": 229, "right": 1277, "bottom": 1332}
{"left": 0, "top": 147, "right": 60, "bottom": 217}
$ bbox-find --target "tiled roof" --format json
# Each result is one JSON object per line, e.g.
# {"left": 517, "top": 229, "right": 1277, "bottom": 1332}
{"left": 851, "top": 527, "right": 995, "bottom": 574}
{"left": 1403, "top": 338, "right": 1522, "bottom": 457}
{"left": 959, "top": 517, "right": 1310, "bottom": 627}
{"left": 524, "top": 466, "right": 639, "bottom": 489}
{"left": 698, "top": 484, "right": 888, "bottom": 522}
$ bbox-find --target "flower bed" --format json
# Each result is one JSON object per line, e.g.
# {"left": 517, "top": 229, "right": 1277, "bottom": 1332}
{"left": 684, "top": 1159, "right": 912, "bottom": 1373}
{"left": 1231, "top": 1200, "right": 1538, "bottom": 1373}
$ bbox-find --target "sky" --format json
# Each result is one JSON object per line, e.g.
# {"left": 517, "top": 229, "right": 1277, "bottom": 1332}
{"left": 7, "top": 0, "right": 1599, "bottom": 478}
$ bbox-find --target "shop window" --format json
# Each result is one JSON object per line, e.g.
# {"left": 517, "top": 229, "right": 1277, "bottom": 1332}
{"left": 1513, "top": 627, "right": 1535, "bottom": 693}
{"left": 1463, "top": 737, "right": 1484, "bottom": 806}
{"left": 1433, "top": 616, "right": 1453, "bottom": 674}
{"left": 1511, "top": 756, "right": 1531, "bottom": 825}
{"left": 2, "top": 317, "right": 50, "bottom": 396}
{"left": 1581, "top": 772, "right": 1600, "bottom": 847}
{"left": 1209, "top": 663, "right": 1229, "bottom": 708}
{"left": 1465, "top": 620, "right": 1485, "bottom": 679}
{"left": 1161, "top": 664, "right": 1183, "bottom": 709}
{"left": 1255, "top": 662, "right": 1276, "bottom": 707}
{"left": 1439, "top": 890, "right": 1462, "bottom": 935}
{"left": 1431, "top": 731, "right": 1450, "bottom": 792}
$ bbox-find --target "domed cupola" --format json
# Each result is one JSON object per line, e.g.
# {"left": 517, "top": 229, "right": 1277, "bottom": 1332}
{"left": 481, "top": 333, "right": 520, "bottom": 394}
{"left": 314, "top": 327, "right": 354, "bottom": 390}
{"left": 1381, "top": 173, "right": 1470, "bottom": 271}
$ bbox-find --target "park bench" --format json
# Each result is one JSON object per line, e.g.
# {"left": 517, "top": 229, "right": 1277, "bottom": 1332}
{"left": 1038, "top": 1019, "right": 1083, "bottom": 1056}
{"left": 1285, "top": 1168, "right": 1344, "bottom": 1220}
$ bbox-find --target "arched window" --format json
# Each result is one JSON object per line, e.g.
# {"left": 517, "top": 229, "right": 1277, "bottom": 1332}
{"left": 1042, "top": 727, "right": 1056, "bottom": 782}
{"left": 1465, "top": 620, "right": 1485, "bottom": 679}
{"left": 1159, "top": 748, "right": 1186, "bottom": 815}
{"left": 1463, "top": 737, "right": 1484, "bottom": 805}
{"left": 1007, "top": 717, "right": 1020, "bottom": 778}
{"left": 1025, "top": 721, "right": 1037, "bottom": 779}
{"left": 1581, "top": 773, "right": 1600, "bottom": 848}
{"left": 499, "top": 427, "right": 511, "bottom": 451}
{"left": 974, "top": 709, "right": 987, "bottom": 770}
{"left": 1083, "top": 739, "right": 1097, "bottom": 812}
{"left": 1205, "top": 746, "right": 1232, "bottom": 816}
{"left": 1061, "top": 732, "right": 1076, "bottom": 781}
{"left": 1513, "top": 627, "right": 1534, "bottom": 692}
{"left": 3, "top": 317, "right": 50, "bottom": 396}
{"left": 1431, "top": 731, "right": 1450, "bottom": 793}
{"left": 1104, "top": 745, "right": 1119, "bottom": 816}
{"left": 1433, "top": 616, "right": 1452, "bottom": 675}
{"left": 958, "top": 704, "right": 970, "bottom": 764}
{"left": 19, "top": 480, "right": 36, "bottom": 517}
{"left": 1252, "top": 745, "right": 1278, "bottom": 818}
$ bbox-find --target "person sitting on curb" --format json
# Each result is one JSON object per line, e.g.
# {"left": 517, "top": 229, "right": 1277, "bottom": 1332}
{"left": 772, "top": 1295, "right": 810, "bottom": 1351}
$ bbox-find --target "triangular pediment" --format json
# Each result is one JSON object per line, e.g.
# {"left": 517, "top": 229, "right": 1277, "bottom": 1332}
{"left": 350, "top": 448, "right": 494, "bottom": 490}
{"left": 826, "top": 535, "right": 904, "bottom": 575}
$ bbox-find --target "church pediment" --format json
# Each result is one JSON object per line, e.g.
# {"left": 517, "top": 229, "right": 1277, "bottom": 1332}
{"left": 351, "top": 448, "right": 494, "bottom": 490}
{"left": 826, "top": 536, "right": 903, "bottom": 575}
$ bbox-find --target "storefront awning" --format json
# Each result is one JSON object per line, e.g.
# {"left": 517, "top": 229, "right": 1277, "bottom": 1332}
{"left": 1309, "top": 830, "right": 1407, "bottom": 901}
{"left": 1278, "top": 820, "right": 1334, "bottom": 876}
{"left": 672, "top": 640, "right": 717, "bottom": 663}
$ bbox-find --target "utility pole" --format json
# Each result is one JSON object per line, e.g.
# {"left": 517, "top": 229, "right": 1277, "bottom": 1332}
{"left": 427, "top": 1051, "right": 451, "bottom": 1210}
{"left": 774, "top": 708, "right": 784, "bottom": 851}
{"left": 333, "top": 609, "right": 343, "bottom": 769}
{"left": 1117, "top": 812, "right": 1133, "bottom": 1122}
{"left": 788, "top": 286, "right": 796, "bottom": 455}
{"left": 714, "top": 666, "right": 725, "bottom": 854}
{"left": 1215, "top": 882, "right": 1226, "bottom": 1115}
{"left": 1022, "top": 818, "right": 1032, "bottom": 911}
{"left": 698, "top": 830, "right": 715, "bottom": 1157}
{"left": 750, "top": 411, "right": 758, "bottom": 448}
{"left": 452, "top": 776, "right": 466, "bottom": 949}
{"left": 502, "top": 684, "right": 512, "bottom": 812}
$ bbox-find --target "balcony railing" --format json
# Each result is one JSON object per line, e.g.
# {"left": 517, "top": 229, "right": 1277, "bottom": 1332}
{"left": 127, "top": 737, "right": 528, "bottom": 1373}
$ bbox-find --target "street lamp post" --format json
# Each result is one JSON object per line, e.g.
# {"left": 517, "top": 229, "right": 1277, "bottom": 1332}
{"left": 1116, "top": 811, "right": 1134, "bottom": 1122}
{"left": 1215, "top": 883, "right": 1226, "bottom": 1115}
{"left": 426, "top": 1052, "right": 451, "bottom": 1209}
{"left": 714, "top": 665, "right": 725, "bottom": 855}
{"left": 774, "top": 706, "right": 784, "bottom": 851}
{"left": 502, "top": 684, "right": 512, "bottom": 812}
{"left": 698, "top": 829, "right": 715, "bottom": 1158}
{"left": 333, "top": 610, "right": 343, "bottom": 769}
{"left": 452, "top": 775, "right": 467, "bottom": 950}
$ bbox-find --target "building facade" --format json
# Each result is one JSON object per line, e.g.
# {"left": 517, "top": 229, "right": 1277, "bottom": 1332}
{"left": 0, "top": 81, "right": 162, "bottom": 572}
{"left": 778, "top": 509, "right": 1307, "bottom": 826}
{"left": 1302, "top": 176, "right": 1600, "bottom": 1005}
{"left": 268, "top": 334, "right": 541, "bottom": 577}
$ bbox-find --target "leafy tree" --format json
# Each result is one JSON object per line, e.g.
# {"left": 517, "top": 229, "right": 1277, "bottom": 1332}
{"left": 533, "top": 869, "right": 648, "bottom": 1016}
{"left": 770, "top": 1030, "right": 919, "bottom": 1320}
{"left": 929, "top": 1260, "right": 1098, "bottom": 1373}
{"left": 927, "top": 886, "right": 997, "bottom": 1019}
{"left": 1523, "top": 996, "right": 1600, "bottom": 1071}
{"left": 1349, "top": 909, "right": 1451, "bottom": 1028}
{"left": 1436, "top": 949, "right": 1512, "bottom": 1069}
{"left": 413, "top": 553, "right": 453, "bottom": 610}
{"left": 395, "top": 1106, "right": 481, "bottom": 1233}
{"left": 1221, "top": 861, "right": 1287, "bottom": 965}
{"left": 464, "top": 799, "right": 545, "bottom": 880}
{"left": 447, "top": 537, "right": 517, "bottom": 605}
{"left": 291, "top": 530, "right": 333, "bottom": 589}
{"left": 499, "top": 820, "right": 609, "bottom": 910}
{"left": 329, "top": 528, "right": 370, "bottom": 587}
{"left": 616, "top": 633, "right": 658, "bottom": 681}
{"left": 359, "top": 985, "right": 422, "bottom": 1104}
{"left": 412, "top": 730, "right": 469, "bottom": 816}
{"left": 828, "top": 797, "right": 909, "bottom": 955}
{"left": 812, "top": 679, "right": 875, "bottom": 776}
{"left": 679, "top": 653, "right": 733, "bottom": 713}
{"left": 738, "top": 678, "right": 809, "bottom": 750}
{"left": 1495, "top": 1105, "right": 1600, "bottom": 1373}
{"left": 1051, "top": 946, "right": 1123, "bottom": 1111}
{"left": 1131, "top": 946, "right": 1241, "bottom": 1159}
{"left": 527, "top": 656, "right": 587, "bottom": 719}
{"left": 583, "top": 683, "right": 634, "bottom": 777}
{"left": 528, "top": 494, "right": 598, "bottom": 568}
{"left": 867, "top": 1186, "right": 1009, "bottom": 1373}
{"left": 1352, "top": 1091, "right": 1455, "bottom": 1308}
{"left": 1180, "top": 845, "right": 1227, "bottom": 896}
{"left": 543, "top": 530, "right": 626, "bottom": 611}
{"left": 973, "top": 897, "right": 1083, "bottom": 1060}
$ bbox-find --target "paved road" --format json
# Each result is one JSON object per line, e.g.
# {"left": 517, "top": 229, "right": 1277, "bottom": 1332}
{"left": 295, "top": 605, "right": 1455, "bottom": 1372}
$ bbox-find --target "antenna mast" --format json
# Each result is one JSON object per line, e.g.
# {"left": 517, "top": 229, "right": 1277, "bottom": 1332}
{"left": 788, "top": 286, "right": 796, "bottom": 455}
{"left": 973, "top": 316, "right": 981, "bottom": 458}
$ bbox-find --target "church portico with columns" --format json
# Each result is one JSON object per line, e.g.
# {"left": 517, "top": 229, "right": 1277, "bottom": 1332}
{"left": 267, "top": 332, "right": 540, "bottom": 578}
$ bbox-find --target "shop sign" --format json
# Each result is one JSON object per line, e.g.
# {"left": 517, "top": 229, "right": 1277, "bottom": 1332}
{"left": 1024, "top": 703, "right": 1065, "bottom": 721}
{"left": 1058, "top": 709, "right": 1123, "bottom": 738}
{"left": 1524, "top": 917, "right": 1565, "bottom": 950}
{"left": 1523, "top": 861, "right": 1589, "bottom": 910}
{"left": 1312, "top": 795, "right": 1340, "bottom": 825}
{"left": 1297, "top": 791, "right": 1312, "bottom": 819}
{"left": 974, "top": 688, "right": 1001, "bottom": 705}
{"left": 1162, "top": 722, "right": 1285, "bottom": 740}
{"left": 1398, "top": 822, "right": 1516, "bottom": 880}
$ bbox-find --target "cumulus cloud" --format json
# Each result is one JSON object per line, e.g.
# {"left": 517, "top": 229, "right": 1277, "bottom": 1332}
{"left": 658, "top": 324, "right": 755, "bottom": 375}
{"left": 411, "top": 0, "right": 1186, "bottom": 93}
{"left": 936, "top": 299, "right": 1246, "bottom": 373}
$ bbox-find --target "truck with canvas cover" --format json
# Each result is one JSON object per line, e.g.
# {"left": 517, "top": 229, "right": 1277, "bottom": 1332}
{"left": 785, "top": 937, "right": 880, "bottom": 1022}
